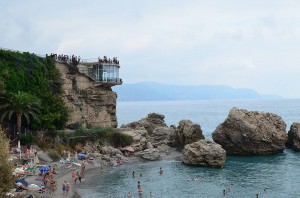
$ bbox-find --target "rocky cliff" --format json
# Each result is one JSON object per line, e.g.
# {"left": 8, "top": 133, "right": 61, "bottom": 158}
{"left": 55, "top": 62, "right": 118, "bottom": 127}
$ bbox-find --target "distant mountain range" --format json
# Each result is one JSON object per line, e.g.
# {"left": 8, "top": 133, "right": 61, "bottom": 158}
{"left": 112, "top": 82, "right": 282, "bottom": 101}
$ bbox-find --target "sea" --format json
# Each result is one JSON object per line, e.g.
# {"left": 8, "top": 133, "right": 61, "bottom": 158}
{"left": 77, "top": 99, "right": 300, "bottom": 198}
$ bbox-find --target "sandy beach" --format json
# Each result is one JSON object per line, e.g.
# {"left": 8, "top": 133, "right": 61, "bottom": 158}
{"left": 14, "top": 161, "right": 103, "bottom": 198}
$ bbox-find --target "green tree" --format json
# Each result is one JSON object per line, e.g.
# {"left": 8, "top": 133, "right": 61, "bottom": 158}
{"left": 0, "top": 91, "right": 41, "bottom": 134}
{"left": 0, "top": 127, "right": 14, "bottom": 196}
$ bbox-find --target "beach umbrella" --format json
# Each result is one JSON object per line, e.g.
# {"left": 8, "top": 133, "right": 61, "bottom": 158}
{"left": 39, "top": 166, "right": 50, "bottom": 172}
{"left": 77, "top": 153, "right": 87, "bottom": 157}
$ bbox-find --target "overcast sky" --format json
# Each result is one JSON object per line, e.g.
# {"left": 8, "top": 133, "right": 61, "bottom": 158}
{"left": 1, "top": 0, "right": 300, "bottom": 98}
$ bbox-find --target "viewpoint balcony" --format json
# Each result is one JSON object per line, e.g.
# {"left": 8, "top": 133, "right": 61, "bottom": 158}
{"left": 51, "top": 54, "right": 122, "bottom": 87}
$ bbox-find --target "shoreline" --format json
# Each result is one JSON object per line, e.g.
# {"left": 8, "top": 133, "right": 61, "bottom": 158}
{"left": 71, "top": 149, "right": 182, "bottom": 197}
{"left": 54, "top": 162, "right": 106, "bottom": 198}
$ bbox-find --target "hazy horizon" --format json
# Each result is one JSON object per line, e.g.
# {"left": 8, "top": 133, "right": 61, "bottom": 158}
{"left": 1, "top": 1, "right": 300, "bottom": 98}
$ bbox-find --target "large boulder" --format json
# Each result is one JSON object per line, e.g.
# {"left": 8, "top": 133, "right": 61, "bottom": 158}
{"left": 175, "top": 120, "right": 205, "bottom": 151}
{"left": 148, "top": 127, "right": 176, "bottom": 145}
{"left": 37, "top": 150, "right": 53, "bottom": 163}
{"left": 122, "top": 113, "right": 167, "bottom": 133}
{"left": 212, "top": 107, "right": 287, "bottom": 155}
{"left": 182, "top": 140, "right": 226, "bottom": 168}
{"left": 138, "top": 113, "right": 167, "bottom": 133}
{"left": 136, "top": 148, "right": 161, "bottom": 161}
{"left": 120, "top": 129, "right": 148, "bottom": 144}
{"left": 286, "top": 122, "right": 300, "bottom": 151}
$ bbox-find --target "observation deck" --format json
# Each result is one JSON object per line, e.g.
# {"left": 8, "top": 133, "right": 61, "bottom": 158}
{"left": 51, "top": 54, "right": 122, "bottom": 87}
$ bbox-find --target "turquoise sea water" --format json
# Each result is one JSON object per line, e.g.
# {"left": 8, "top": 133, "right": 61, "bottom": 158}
{"left": 77, "top": 99, "right": 300, "bottom": 198}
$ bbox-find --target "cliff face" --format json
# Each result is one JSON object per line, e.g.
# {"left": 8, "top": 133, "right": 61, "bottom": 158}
{"left": 55, "top": 62, "right": 118, "bottom": 128}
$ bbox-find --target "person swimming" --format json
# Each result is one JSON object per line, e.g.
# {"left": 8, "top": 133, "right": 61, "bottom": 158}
{"left": 138, "top": 186, "right": 143, "bottom": 193}
{"left": 128, "top": 191, "right": 131, "bottom": 197}
{"left": 159, "top": 167, "right": 163, "bottom": 175}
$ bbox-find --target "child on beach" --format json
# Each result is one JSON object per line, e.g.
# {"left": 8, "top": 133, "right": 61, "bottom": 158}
{"left": 62, "top": 181, "right": 67, "bottom": 196}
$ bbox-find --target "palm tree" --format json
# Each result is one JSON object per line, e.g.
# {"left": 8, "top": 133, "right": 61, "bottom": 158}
{"left": 0, "top": 91, "right": 41, "bottom": 134}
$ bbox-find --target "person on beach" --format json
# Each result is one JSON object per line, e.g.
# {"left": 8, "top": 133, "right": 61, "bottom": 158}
{"left": 71, "top": 170, "right": 76, "bottom": 183}
{"left": 66, "top": 182, "right": 70, "bottom": 196}
{"left": 81, "top": 162, "right": 85, "bottom": 173}
{"left": 138, "top": 181, "right": 141, "bottom": 189}
{"left": 50, "top": 177, "right": 56, "bottom": 192}
{"left": 76, "top": 171, "right": 82, "bottom": 183}
{"left": 132, "top": 171, "right": 135, "bottom": 178}
{"left": 159, "top": 167, "right": 163, "bottom": 175}
{"left": 128, "top": 191, "right": 131, "bottom": 197}
{"left": 62, "top": 181, "right": 67, "bottom": 196}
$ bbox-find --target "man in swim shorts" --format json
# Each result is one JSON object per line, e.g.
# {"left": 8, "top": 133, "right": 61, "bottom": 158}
{"left": 62, "top": 181, "right": 67, "bottom": 195}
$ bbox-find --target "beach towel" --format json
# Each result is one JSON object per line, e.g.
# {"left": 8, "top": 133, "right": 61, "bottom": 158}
{"left": 15, "top": 178, "right": 29, "bottom": 187}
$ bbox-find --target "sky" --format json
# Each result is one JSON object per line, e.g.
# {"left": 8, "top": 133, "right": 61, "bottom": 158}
{"left": 1, "top": 0, "right": 300, "bottom": 98}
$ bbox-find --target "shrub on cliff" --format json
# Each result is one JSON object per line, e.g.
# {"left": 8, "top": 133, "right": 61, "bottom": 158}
{"left": 108, "top": 131, "right": 133, "bottom": 147}
{"left": 0, "top": 127, "right": 14, "bottom": 196}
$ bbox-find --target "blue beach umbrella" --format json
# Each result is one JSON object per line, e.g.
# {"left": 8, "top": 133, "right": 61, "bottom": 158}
{"left": 77, "top": 153, "right": 87, "bottom": 157}
{"left": 39, "top": 166, "right": 50, "bottom": 172}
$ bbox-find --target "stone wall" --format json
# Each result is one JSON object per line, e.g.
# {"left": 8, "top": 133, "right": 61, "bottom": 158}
{"left": 55, "top": 62, "right": 118, "bottom": 128}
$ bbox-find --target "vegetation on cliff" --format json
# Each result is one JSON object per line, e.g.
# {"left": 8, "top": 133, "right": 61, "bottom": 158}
{"left": 0, "top": 91, "right": 41, "bottom": 133}
{"left": 0, "top": 127, "right": 14, "bottom": 196}
{"left": 0, "top": 49, "right": 69, "bottom": 130}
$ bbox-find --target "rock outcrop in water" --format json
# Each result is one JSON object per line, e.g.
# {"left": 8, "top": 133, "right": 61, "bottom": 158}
{"left": 119, "top": 113, "right": 174, "bottom": 159}
{"left": 286, "top": 122, "right": 300, "bottom": 151}
{"left": 175, "top": 120, "right": 205, "bottom": 151}
{"left": 182, "top": 140, "right": 226, "bottom": 168}
{"left": 212, "top": 107, "right": 287, "bottom": 155}
{"left": 120, "top": 114, "right": 205, "bottom": 160}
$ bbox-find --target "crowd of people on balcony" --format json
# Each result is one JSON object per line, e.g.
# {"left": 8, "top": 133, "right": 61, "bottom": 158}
{"left": 49, "top": 54, "right": 119, "bottom": 65}
{"left": 98, "top": 56, "right": 119, "bottom": 64}
{"left": 50, "top": 53, "right": 81, "bottom": 64}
